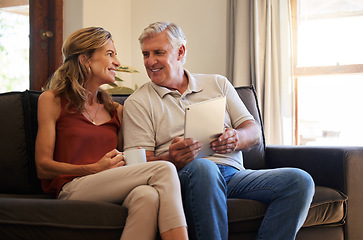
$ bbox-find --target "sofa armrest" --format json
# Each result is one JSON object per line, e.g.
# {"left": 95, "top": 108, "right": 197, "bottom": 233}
{"left": 265, "top": 146, "right": 361, "bottom": 192}
{"left": 265, "top": 145, "right": 363, "bottom": 239}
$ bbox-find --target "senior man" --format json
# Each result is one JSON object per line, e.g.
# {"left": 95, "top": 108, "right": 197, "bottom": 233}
{"left": 122, "top": 21, "right": 314, "bottom": 240}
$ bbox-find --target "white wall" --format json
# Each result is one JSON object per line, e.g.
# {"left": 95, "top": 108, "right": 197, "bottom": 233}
{"left": 233, "top": 0, "right": 251, "bottom": 87}
{"left": 63, "top": 0, "right": 228, "bottom": 88}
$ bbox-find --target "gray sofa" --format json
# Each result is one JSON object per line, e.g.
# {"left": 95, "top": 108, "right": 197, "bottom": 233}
{"left": 0, "top": 86, "right": 362, "bottom": 239}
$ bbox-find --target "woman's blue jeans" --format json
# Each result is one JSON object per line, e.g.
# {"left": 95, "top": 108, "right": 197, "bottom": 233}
{"left": 178, "top": 158, "right": 315, "bottom": 240}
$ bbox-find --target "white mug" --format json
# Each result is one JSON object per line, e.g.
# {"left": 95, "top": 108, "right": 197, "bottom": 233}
{"left": 123, "top": 148, "right": 147, "bottom": 165}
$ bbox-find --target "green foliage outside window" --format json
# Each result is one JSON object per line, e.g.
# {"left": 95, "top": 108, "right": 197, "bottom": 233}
{"left": 0, "top": 10, "right": 29, "bottom": 93}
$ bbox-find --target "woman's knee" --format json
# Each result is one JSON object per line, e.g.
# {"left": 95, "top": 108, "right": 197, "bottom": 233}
{"left": 152, "top": 161, "right": 180, "bottom": 182}
{"left": 125, "top": 185, "right": 159, "bottom": 209}
{"left": 154, "top": 161, "right": 177, "bottom": 174}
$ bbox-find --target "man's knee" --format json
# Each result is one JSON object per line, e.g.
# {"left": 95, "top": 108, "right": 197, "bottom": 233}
{"left": 284, "top": 168, "right": 315, "bottom": 200}
{"left": 178, "top": 158, "right": 225, "bottom": 193}
{"left": 180, "top": 158, "right": 220, "bottom": 179}
{"left": 296, "top": 169, "right": 315, "bottom": 198}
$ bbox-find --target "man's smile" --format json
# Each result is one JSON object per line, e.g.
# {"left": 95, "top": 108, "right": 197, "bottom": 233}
{"left": 150, "top": 67, "right": 163, "bottom": 72}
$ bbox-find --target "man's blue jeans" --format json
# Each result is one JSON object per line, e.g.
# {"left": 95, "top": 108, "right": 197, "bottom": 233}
{"left": 178, "top": 158, "right": 315, "bottom": 240}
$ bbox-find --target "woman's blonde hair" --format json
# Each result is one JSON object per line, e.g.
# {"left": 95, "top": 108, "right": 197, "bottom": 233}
{"left": 44, "top": 27, "right": 117, "bottom": 113}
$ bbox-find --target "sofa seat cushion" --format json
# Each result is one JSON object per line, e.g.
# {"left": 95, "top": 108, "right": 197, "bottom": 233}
{"left": 227, "top": 198, "right": 266, "bottom": 233}
{"left": 303, "top": 186, "right": 347, "bottom": 227}
{"left": 0, "top": 198, "right": 127, "bottom": 240}
{"left": 227, "top": 186, "right": 347, "bottom": 234}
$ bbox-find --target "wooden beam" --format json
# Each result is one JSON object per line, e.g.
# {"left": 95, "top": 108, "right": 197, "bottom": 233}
{"left": 0, "top": 0, "right": 29, "bottom": 8}
{"left": 294, "top": 64, "right": 363, "bottom": 76}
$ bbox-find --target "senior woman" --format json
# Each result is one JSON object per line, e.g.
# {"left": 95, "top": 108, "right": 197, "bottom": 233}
{"left": 35, "top": 27, "right": 188, "bottom": 240}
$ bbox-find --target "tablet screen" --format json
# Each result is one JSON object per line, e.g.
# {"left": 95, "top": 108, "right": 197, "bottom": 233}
{"left": 184, "top": 96, "right": 226, "bottom": 159}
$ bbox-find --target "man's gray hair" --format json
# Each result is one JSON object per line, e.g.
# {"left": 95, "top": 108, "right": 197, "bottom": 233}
{"left": 139, "top": 22, "right": 187, "bottom": 64}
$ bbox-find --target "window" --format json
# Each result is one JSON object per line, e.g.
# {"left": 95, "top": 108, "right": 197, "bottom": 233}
{"left": 0, "top": 2, "right": 29, "bottom": 92}
{"left": 292, "top": 0, "right": 363, "bottom": 146}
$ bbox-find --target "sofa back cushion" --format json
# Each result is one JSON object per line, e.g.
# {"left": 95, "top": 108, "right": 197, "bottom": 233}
{"left": 0, "top": 92, "right": 41, "bottom": 194}
{"left": 234, "top": 86, "right": 266, "bottom": 169}
{"left": 23, "top": 90, "right": 43, "bottom": 191}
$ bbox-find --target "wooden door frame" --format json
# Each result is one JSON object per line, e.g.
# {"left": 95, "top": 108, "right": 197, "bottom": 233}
{"left": 29, "top": 0, "right": 63, "bottom": 90}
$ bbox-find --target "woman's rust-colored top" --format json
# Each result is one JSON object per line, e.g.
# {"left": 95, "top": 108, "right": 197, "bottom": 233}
{"left": 41, "top": 97, "right": 120, "bottom": 198}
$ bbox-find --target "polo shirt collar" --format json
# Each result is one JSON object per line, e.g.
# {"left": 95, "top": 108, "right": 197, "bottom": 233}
{"left": 150, "top": 69, "right": 202, "bottom": 98}
{"left": 184, "top": 69, "right": 202, "bottom": 94}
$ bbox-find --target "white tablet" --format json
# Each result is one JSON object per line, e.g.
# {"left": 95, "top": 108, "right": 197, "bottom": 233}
{"left": 184, "top": 96, "right": 226, "bottom": 159}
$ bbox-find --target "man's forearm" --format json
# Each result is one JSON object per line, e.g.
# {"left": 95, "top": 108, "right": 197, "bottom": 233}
{"left": 146, "top": 150, "right": 170, "bottom": 162}
{"left": 235, "top": 120, "right": 261, "bottom": 150}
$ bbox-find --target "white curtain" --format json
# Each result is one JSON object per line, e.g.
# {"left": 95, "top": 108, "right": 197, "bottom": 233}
{"left": 228, "top": 0, "right": 294, "bottom": 145}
